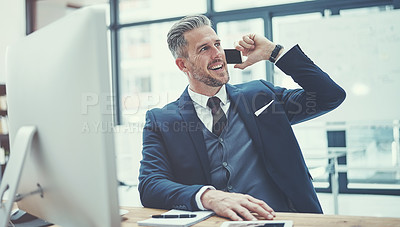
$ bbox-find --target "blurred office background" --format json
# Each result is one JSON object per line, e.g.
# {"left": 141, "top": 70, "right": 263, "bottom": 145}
{"left": 1, "top": 0, "right": 399, "bottom": 218}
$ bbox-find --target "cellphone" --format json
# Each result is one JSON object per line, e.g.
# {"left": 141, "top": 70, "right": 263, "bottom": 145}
{"left": 224, "top": 49, "right": 242, "bottom": 64}
{"left": 220, "top": 220, "right": 293, "bottom": 227}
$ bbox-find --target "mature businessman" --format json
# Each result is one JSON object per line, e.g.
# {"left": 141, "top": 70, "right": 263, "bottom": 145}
{"left": 138, "top": 14, "right": 346, "bottom": 221}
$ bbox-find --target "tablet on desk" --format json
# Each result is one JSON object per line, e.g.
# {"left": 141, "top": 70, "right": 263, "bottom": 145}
{"left": 220, "top": 220, "right": 293, "bottom": 227}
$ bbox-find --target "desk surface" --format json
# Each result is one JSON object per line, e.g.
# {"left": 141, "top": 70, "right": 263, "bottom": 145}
{"left": 121, "top": 207, "right": 400, "bottom": 227}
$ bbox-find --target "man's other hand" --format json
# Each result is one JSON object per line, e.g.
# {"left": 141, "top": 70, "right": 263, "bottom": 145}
{"left": 201, "top": 189, "right": 276, "bottom": 221}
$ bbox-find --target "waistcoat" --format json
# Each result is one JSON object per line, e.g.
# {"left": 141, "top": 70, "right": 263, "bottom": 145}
{"left": 202, "top": 106, "right": 292, "bottom": 211}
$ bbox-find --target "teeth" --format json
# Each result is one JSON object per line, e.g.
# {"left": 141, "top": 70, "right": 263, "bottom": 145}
{"left": 211, "top": 64, "right": 223, "bottom": 70}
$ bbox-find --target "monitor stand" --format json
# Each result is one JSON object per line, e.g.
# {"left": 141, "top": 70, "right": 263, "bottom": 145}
{"left": 0, "top": 126, "right": 37, "bottom": 227}
{"left": 9, "top": 208, "right": 52, "bottom": 226}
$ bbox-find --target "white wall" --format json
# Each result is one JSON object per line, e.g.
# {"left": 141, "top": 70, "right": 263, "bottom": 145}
{"left": 36, "top": 0, "right": 67, "bottom": 29}
{"left": 0, "top": 0, "right": 26, "bottom": 83}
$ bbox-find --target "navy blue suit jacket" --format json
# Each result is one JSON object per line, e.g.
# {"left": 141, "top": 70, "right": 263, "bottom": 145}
{"left": 138, "top": 45, "right": 346, "bottom": 213}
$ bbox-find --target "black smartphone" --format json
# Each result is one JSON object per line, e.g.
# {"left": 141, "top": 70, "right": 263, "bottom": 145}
{"left": 224, "top": 49, "right": 242, "bottom": 64}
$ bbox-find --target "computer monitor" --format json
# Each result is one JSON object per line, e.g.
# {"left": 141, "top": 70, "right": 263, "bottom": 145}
{"left": 2, "top": 6, "right": 120, "bottom": 226}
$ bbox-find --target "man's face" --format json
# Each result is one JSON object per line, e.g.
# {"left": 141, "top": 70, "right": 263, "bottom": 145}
{"left": 182, "top": 26, "right": 229, "bottom": 88}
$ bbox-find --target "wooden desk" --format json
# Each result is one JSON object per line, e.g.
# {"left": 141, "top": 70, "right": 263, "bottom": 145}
{"left": 120, "top": 207, "right": 400, "bottom": 227}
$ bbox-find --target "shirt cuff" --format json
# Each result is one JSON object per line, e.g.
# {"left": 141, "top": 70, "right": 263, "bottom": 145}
{"left": 195, "top": 186, "right": 216, "bottom": 210}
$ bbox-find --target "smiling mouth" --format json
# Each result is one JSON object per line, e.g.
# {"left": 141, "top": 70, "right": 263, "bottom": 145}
{"left": 209, "top": 64, "right": 223, "bottom": 70}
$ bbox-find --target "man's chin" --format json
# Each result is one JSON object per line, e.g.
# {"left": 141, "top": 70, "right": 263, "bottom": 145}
{"left": 214, "top": 71, "right": 229, "bottom": 81}
{"left": 194, "top": 71, "right": 229, "bottom": 87}
{"left": 204, "top": 78, "right": 227, "bottom": 87}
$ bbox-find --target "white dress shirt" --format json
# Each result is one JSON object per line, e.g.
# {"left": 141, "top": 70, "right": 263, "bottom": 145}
{"left": 188, "top": 84, "right": 230, "bottom": 132}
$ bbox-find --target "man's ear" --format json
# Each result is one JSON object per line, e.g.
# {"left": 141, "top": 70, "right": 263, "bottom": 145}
{"left": 176, "top": 58, "right": 189, "bottom": 74}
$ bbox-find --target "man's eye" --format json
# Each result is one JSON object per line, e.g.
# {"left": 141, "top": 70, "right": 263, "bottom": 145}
{"left": 200, "top": 47, "right": 208, "bottom": 52}
{"left": 215, "top": 43, "right": 220, "bottom": 47}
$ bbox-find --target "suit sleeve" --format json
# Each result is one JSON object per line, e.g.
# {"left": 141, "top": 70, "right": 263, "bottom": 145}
{"left": 138, "top": 110, "right": 203, "bottom": 211}
{"left": 271, "top": 44, "right": 346, "bottom": 124}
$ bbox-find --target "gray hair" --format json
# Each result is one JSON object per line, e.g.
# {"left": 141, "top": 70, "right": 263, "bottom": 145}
{"left": 167, "top": 15, "right": 212, "bottom": 59}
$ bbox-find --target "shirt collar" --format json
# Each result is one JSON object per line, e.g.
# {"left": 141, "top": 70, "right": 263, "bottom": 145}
{"left": 188, "top": 84, "right": 228, "bottom": 109}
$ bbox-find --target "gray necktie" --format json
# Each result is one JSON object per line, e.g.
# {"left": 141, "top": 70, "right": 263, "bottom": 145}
{"left": 207, "top": 97, "right": 227, "bottom": 136}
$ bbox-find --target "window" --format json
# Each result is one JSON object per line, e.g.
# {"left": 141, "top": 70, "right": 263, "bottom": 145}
{"left": 118, "top": 22, "right": 187, "bottom": 124}
{"left": 214, "top": 0, "right": 314, "bottom": 12}
{"left": 119, "top": 0, "right": 206, "bottom": 23}
{"left": 110, "top": 0, "right": 400, "bottom": 195}
{"left": 346, "top": 121, "right": 400, "bottom": 190}
{"left": 272, "top": 12, "right": 322, "bottom": 89}
{"left": 217, "top": 18, "right": 266, "bottom": 84}
{"left": 272, "top": 7, "right": 400, "bottom": 193}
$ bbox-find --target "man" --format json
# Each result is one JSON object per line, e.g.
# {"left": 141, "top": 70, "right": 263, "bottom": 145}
{"left": 138, "top": 15, "right": 345, "bottom": 221}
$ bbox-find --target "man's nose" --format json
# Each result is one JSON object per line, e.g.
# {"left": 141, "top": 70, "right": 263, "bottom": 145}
{"left": 211, "top": 46, "right": 223, "bottom": 59}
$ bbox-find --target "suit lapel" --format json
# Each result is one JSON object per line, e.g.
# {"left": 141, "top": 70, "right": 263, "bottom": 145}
{"left": 226, "top": 84, "right": 264, "bottom": 153}
{"left": 178, "top": 88, "right": 211, "bottom": 183}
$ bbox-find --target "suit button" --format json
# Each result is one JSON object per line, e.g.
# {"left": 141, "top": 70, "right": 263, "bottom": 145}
{"left": 227, "top": 185, "right": 233, "bottom": 190}
{"left": 222, "top": 162, "right": 228, "bottom": 167}
{"left": 219, "top": 138, "right": 224, "bottom": 143}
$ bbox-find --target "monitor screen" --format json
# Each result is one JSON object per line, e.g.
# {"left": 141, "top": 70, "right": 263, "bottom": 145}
{"left": 5, "top": 6, "right": 120, "bottom": 226}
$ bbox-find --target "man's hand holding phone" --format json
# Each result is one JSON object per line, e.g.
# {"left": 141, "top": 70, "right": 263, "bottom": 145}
{"left": 231, "top": 34, "right": 283, "bottom": 70}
